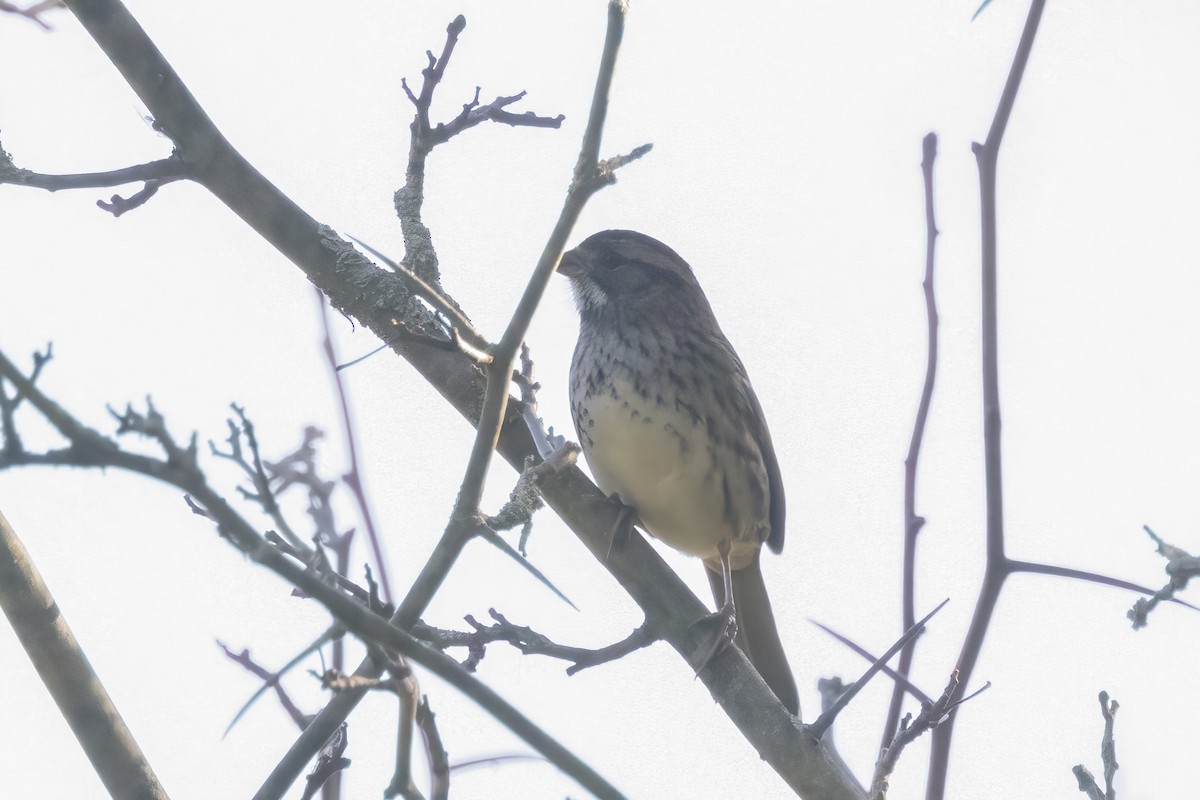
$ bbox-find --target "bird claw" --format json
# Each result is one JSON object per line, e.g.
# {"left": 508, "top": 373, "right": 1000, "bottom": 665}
{"left": 690, "top": 604, "right": 738, "bottom": 678}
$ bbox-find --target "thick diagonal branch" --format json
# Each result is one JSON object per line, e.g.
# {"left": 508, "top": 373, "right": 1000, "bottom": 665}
{"left": 0, "top": 510, "right": 171, "bottom": 800}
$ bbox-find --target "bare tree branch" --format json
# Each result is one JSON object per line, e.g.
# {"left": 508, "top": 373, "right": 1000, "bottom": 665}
{"left": 872, "top": 672, "right": 989, "bottom": 800}
{"left": 1072, "top": 691, "right": 1119, "bottom": 800}
{"left": 807, "top": 599, "right": 948, "bottom": 740}
{"left": 315, "top": 289, "right": 393, "bottom": 605}
{"left": 381, "top": 658, "right": 426, "bottom": 800}
{"left": 416, "top": 610, "right": 657, "bottom": 676}
{"left": 395, "top": 14, "right": 562, "bottom": 288}
{"left": 416, "top": 697, "right": 450, "bottom": 800}
{"left": 1009, "top": 558, "right": 1199, "bottom": 613}
{"left": 0, "top": 0, "right": 61, "bottom": 28}
{"left": 0, "top": 152, "right": 188, "bottom": 215}
{"left": 0, "top": 348, "right": 625, "bottom": 800}
{"left": 926, "top": 2, "right": 1047, "bottom": 795}
{"left": 0, "top": 342, "right": 52, "bottom": 457}
{"left": 0, "top": 155, "right": 185, "bottom": 190}
{"left": 810, "top": 620, "right": 934, "bottom": 706}
{"left": 218, "top": 629, "right": 339, "bottom": 737}
{"left": 1127, "top": 526, "right": 1199, "bottom": 628}
{"left": 0, "top": 509, "right": 170, "bottom": 800}
{"left": 881, "top": 131, "right": 941, "bottom": 750}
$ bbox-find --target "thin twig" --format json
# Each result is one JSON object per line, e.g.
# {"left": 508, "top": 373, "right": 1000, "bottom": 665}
{"left": 315, "top": 289, "right": 393, "bottom": 604}
{"left": 0, "top": 154, "right": 187, "bottom": 190}
{"left": 395, "top": 14, "right": 562, "bottom": 288}
{"left": 384, "top": 660, "right": 425, "bottom": 800}
{"left": 0, "top": 343, "right": 52, "bottom": 456}
{"left": 871, "top": 671, "right": 990, "bottom": 799}
{"left": 208, "top": 407, "right": 308, "bottom": 552}
{"left": 416, "top": 611, "right": 657, "bottom": 675}
{"left": 450, "top": 753, "right": 546, "bottom": 773}
{"left": 96, "top": 177, "right": 182, "bottom": 216}
{"left": 0, "top": 0, "right": 61, "bottom": 29}
{"left": 1100, "top": 692, "right": 1119, "bottom": 799}
{"left": 393, "top": 0, "right": 644, "bottom": 637}
{"left": 513, "top": 344, "right": 569, "bottom": 462}
{"left": 416, "top": 697, "right": 450, "bottom": 800}
{"left": 809, "top": 619, "right": 934, "bottom": 706}
{"left": 807, "top": 599, "right": 948, "bottom": 739}
{"left": 0, "top": 153, "right": 188, "bottom": 217}
{"left": 881, "top": 131, "right": 941, "bottom": 750}
{"left": 1127, "top": 526, "right": 1200, "bottom": 627}
{"left": 1072, "top": 691, "right": 1119, "bottom": 800}
{"left": 475, "top": 524, "right": 576, "bottom": 609}
{"left": 218, "top": 628, "right": 340, "bottom": 737}
{"left": 1008, "top": 557, "right": 1199, "bottom": 613}
{"left": 427, "top": 88, "right": 564, "bottom": 147}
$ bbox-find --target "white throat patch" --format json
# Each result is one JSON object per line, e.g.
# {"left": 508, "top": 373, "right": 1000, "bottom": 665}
{"left": 571, "top": 275, "right": 608, "bottom": 312}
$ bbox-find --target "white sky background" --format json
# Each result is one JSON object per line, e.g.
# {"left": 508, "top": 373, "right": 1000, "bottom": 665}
{"left": 1, "top": 1, "right": 1198, "bottom": 798}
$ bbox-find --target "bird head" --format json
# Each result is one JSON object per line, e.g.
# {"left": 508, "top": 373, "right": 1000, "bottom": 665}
{"left": 557, "top": 230, "right": 707, "bottom": 318}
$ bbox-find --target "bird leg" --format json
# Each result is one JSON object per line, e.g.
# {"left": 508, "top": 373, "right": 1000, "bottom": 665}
{"left": 605, "top": 492, "right": 639, "bottom": 562}
{"left": 692, "top": 539, "right": 738, "bottom": 676}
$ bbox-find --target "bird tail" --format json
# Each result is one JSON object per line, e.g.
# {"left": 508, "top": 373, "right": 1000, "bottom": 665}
{"left": 708, "top": 552, "right": 800, "bottom": 716}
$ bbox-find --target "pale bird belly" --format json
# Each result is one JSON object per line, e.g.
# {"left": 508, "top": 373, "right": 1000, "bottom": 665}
{"left": 580, "top": 379, "right": 756, "bottom": 565}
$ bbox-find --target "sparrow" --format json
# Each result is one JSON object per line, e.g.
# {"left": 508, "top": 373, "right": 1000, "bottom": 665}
{"left": 559, "top": 229, "right": 799, "bottom": 715}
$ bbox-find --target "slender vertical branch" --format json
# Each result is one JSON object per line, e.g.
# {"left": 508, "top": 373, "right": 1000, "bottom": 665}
{"left": 925, "top": 2, "right": 1047, "bottom": 798}
{"left": 880, "top": 132, "right": 941, "bottom": 751}
{"left": 386, "top": 671, "right": 425, "bottom": 800}
{"left": 315, "top": 289, "right": 392, "bottom": 605}
{"left": 397, "top": 0, "right": 635, "bottom": 624}
{"left": 314, "top": 290, "right": 380, "bottom": 800}
{"left": 1072, "top": 691, "right": 1120, "bottom": 800}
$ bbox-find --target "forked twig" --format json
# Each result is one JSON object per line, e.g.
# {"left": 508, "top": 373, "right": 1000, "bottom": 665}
{"left": 926, "top": 2, "right": 1047, "bottom": 795}
{"left": 872, "top": 671, "right": 990, "bottom": 799}
{"left": 1127, "top": 526, "right": 1200, "bottom": 628}
{"left": 1072, "top": 691, "right": 1119, "bottom": 800}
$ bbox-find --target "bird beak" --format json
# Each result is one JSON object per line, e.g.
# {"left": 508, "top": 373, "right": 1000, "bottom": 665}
{"left": 557, "top": 248, "right": 584, "bottom": 279}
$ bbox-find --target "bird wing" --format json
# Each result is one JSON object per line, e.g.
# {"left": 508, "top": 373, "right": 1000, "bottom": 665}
{"left": 711, "top": 333, "right": 787, "bottom": 555}
{"left": 743, "top": 375, "right": 787, "bottom": 554}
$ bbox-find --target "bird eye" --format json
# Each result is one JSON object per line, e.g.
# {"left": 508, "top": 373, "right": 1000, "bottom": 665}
{"left": 597, "top": 251, "right": 626, "bottom": 272}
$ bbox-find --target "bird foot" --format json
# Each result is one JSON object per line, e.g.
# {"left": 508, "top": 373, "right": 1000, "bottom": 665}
{"left": 690, "top": 603, "right": 738, "bottom": 678}
{"left": 604, "top": 493, "right": 638, "bottom": 562}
